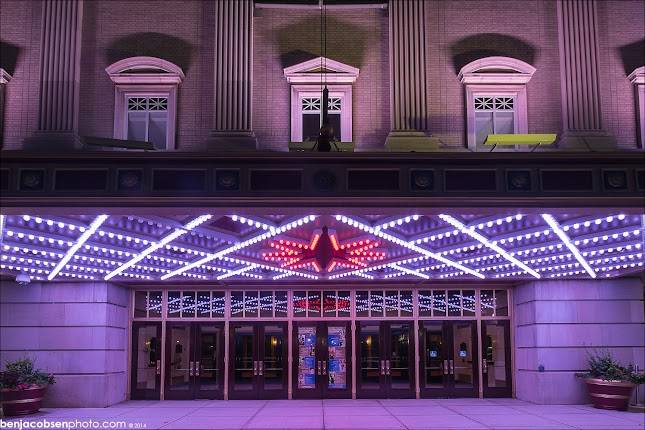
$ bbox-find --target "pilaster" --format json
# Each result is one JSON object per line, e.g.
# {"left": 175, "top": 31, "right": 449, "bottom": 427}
{"left": 209, "top": 0, "right": 257, "bottom": 151}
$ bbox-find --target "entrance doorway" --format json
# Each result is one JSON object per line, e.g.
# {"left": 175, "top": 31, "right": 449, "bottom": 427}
{"left": 356, "top": 321, "right": 415, "bottom": 398}
{"left": 131, "top": 322, "right": 162, "bottom": 400}
{"left": 228, "top": 322, "right": 288, "bottom": 399}
{"left": 292, "top": 321, "right": 352, "bottom": 399}
{"left": 165, "top": 322, "right": 224, "bottom": 400}
{"left": 482, "top": 320, "right": 512, "bottom": 398}
{"left": 419, "top": 321, "right": 479, "bottom": 398}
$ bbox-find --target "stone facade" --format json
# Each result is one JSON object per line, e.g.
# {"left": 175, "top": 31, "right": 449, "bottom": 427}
{"left": 0, "top": 281, "right": 130, "bottom": 407}
{"left": 0, "top": 0, "right": 643, "bottom": 151}
{"left": 514, "top": 278, "right": 645, "bottom": 404}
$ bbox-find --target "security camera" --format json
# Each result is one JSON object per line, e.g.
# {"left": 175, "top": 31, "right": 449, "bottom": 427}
{"left": 16, "top": 273, "right": 31, "bottom": 286}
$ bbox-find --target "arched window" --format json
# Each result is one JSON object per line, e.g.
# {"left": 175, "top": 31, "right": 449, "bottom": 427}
{"left": 458, "top": 57, "right": 536, "bottom": 151}
{"left": 628, "top": 66, "right": 644, "bottom": 150}
{"left": 106, "top": 57, "right": 184, "bottom": 150}
{"left": 284, "top": 57, "right": 359, "bottom": 144}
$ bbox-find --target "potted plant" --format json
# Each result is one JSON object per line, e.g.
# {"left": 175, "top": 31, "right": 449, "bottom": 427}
{"left": 576, "top": 351, "right": 645, "bottom": 411}
{"left": 0, "top": 358, "right": 55, "bottom": 416}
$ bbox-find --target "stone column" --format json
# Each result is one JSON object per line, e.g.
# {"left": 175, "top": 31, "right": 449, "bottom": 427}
{"left": 385, "top": 0, "right": 437, "bottom": 151}
{"left": 30, "top": 0, "right": 84, "bottom": 150}
{"left": 210, "top": 0, "right": 257, "bottom": 151}
{"left": 556, "top": 0, "right": 614, "bottom": 150}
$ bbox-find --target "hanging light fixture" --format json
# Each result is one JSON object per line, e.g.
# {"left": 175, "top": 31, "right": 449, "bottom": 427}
{"left": 314, "top": 0, "right": 337, "bottom": 152}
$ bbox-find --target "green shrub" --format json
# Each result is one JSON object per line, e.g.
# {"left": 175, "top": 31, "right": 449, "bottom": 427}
{"left": 576, "top": 351, "right": 645, "bottom": 384}
{"left": 0, "top": 358, "right": 55, "bottom": 390}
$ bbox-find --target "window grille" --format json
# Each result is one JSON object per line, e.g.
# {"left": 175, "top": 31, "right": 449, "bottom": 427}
{"left": 230, "top": 290, "right": 288, "bottom": 318}
{"left": 473, "top": 96, "right": 515, "bottom": 146}
{"left": 126, "top": 96, "right": 169, "bottom": 150}
{"left": 356, "top": 290, "right": 413, "bottom": 317}
{"left": 293, "top": 290, "right": 351, "bottom": 317}
{"left": 419, "top": 290, "right": 478, "bottom": 317}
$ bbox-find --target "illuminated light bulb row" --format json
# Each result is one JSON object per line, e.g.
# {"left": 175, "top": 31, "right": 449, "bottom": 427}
{"left": 573, "top": 229, "right": 641, "bottom": 246}
{"left": 59, "top": 272, "right": 94, "bottom": 280}
{"left": 480, "top": 263, "right": 513, "bottom": 272}
{"left": 536, "top": 262, "right": 581, "bottom": 272}
{"left": 121, "top": 272, "right": 151, "bottom": 280}
{"left": 589, "top": 253, "right": 643, "bottom": 265}
{"left": 474, "top": 214, "right": 524, "bottom": 230}
{"left": 1, "top": 264, "right": 48, "bottom": 274}
{"left": 22, "top": 215, "right": 89, "bottom": 233}
{"left": 83, "top": 244, "right": 132, "bottom": 257}
{"left": 165, "top": 244, "right": 208, "bottom": 257}
{"left": 439, "top": 244, "right": 484, "bottom": 255}
{"left": 492, "top": 230, "right": 551, "bottom": 245}
{"left": 550, "top": 270, "right": 585, "bottom": 278}
{"left": 217, "top": 257, "right": 315, "bottom": 280}
{"left": 413, "top": 230, "right": 460, "bottom": 244}
{"left": 495, "top": 271, "right": 524, "bottom": 278}
{"left": 178, "top": 272, "right": 208, "bottom": 280}
{"left": 525, "top": 253, "right": 574, "bottom": 265}
{"left": 390, "top": 264, "right": 430, "bottom": 280}
{"left": 510, "top": 243, "right": 563, "bottom": 257}
{"left": 217, "top": 264, "right": 257, "bottom": 280}
{"left": 5, "top": 230, "right": 74, "bottom": 247}
{"left": 561, "top": 214, "right": 626, "bottom": 231}
{"left": 377, "top": 215, "right": 421, "bottom": 229}
{"left": 2, "top": 254, "right": 56, "bottom": 266}
{"left": 583, "top": 243, "right": 641, "bottom": 257}
{"left": 97, "top": 230, "right": 149, "bottom": 245}
{"left": 439, "top": 271, "right": 467, "bottom": 278}
{"left": 597, "top": 262, "right": 644, "bottom": 272}
{"left": 67, "top": 265, "right": 108, "bottom": 274}
{"left": 230, "top": 215, "right": 276, "bottom": 232}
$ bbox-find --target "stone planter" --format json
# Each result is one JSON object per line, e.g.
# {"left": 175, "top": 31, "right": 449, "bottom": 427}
{"left": 0, "top": 385, "right": 48, "bottom": 416}
{"left": 584, "top": 378, "right": 636, "bottom": 411}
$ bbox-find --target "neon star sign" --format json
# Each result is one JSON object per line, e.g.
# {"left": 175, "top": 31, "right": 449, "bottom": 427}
{"left": 262, "top": 226, "right": 386, "bottom": 273}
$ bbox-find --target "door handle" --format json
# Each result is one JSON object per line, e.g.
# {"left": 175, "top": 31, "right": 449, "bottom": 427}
{"left": 189, "top": 361, "right": 194, "bottom": 377}
{"left": 482, "top": 359, "right": 488, "bottom": 374}
{"left": 385, "top": 360, "right": 391, "bottom": 376}
{"left": 322, "top": 360, "right": 327, "bottom": 376}
{"left": 380, "top": 360, "right": 386, "bottom": 375}
{"left": 449, "top": 359, "right": 454, "bottom": 375}
{"left": 317, "top": 360, "right": 322, "bottom": 376}
{"left": 195, "top": 361, "right": 200, "bottom": 377}
{"left": 443, "top": 360, "right": 448, "bottom": 375}
{"left": 156, "top": 360, "right": 161, "bottom": 375}
{"left": 253, "top": 360, "right": 258, "bottom": 376}
{"left": 258, "top": 361, "right": 263, "bottom": 376}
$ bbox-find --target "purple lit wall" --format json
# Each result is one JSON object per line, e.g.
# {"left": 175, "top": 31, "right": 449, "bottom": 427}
{"left": 514, "top": 278, "right": 645, "bottom": 404}
{"left": 0, "top": 280, "right": 129, "bottom": 407}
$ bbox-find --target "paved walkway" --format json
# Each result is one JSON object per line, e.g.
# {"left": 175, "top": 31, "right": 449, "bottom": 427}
{"left": 2, "top": 399, "right": 643, "bottom": 430}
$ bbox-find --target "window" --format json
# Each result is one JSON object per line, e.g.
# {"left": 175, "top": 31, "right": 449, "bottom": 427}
{"left": 628, "top": 66, "right": 645, "bottom": 150}
{"left": 106, "top": 57, "right": 184, "bottom": 150}
{"left": 293, "top": 290, "right": 351, "bottom": 318}
{"left": 356, "top": 290, "right": 412, "bottom": 317}
{"left": 458, "top": 56, "right": 536, "bottom": 151}
{"left": 284, "top": 57, "right": 359, "bottom": 143}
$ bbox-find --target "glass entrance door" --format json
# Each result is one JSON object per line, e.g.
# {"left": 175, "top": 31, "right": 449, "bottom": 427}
{"left": 357, "top": 321, "right": 415, "bottom": 398}
{"left": 293, "top": 321, "right": 351, "bottom": 399}
{"left": 482, "top": 320, "right": 512, "bottom": 397}
{"left": 419, "top": 321, "right": 478, "bottom": 398}
{"left": 165, "top": 322, "right": 224, "bottom": 400}
{"left": 229, "top": 322, "right": 288, "bottom": 399}
{"left": 131, "top": 322, "right": 161, "bottom": 400}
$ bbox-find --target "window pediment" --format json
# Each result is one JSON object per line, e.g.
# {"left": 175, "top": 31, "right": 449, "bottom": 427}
{"left": 284, "top": 57, "right": 359, "bottom": 84}
{"left": 106, "top": 56, "right": 185, "bottom": 85}
{"left": 458, "top": 56, "right": 536, "bottom": 84}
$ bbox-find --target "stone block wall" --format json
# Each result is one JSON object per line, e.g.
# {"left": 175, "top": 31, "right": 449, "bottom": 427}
{"left": 0, "top": 281, "right": 130, "bottom": 407}
{"left": 514, "top": 277, "right": 645, "bottom": 404}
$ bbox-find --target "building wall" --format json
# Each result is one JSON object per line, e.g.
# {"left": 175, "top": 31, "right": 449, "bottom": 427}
{"left": 0, "top": 281, "right": 130, "bottom": 407}
{"left": 514, "top": 277, "right": 645, "bottom": 404}
{"left": 0, "top": 0, "right": 643, "bottom": 150}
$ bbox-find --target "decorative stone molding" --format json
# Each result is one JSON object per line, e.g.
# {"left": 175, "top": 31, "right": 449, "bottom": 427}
{"left": 459, "top": 57, "right": 535, "bottom": 151}
{"left": 105, "top": 57, "right": 184, "bottom": 150}
{"left": 0, "top": 68, "right": 12, "bottom": 85}
{"left": 283, "top": 57, "right": 359, "bottom": 84}
{"left": 628, "top": 66, "right": 645, "bottom": 150}
{"left": 105, "top": 56, "right": 185, "bottom": 85}
{"left": 458, "top": 56, "right": 536, "bottom": 85}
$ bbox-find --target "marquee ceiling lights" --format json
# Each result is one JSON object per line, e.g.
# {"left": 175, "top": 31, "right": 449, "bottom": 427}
{"left": 0, "top": 212, "right": 642, "bottom": 283}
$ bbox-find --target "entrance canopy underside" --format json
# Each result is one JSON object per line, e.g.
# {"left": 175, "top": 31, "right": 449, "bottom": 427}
{"left": 1, "top": 211, "right": 643, "bottom": 283}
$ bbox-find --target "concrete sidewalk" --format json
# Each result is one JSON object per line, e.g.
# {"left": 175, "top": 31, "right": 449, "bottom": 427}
{"left": 2, "top": 398, "right": 643, "bottom": 429}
